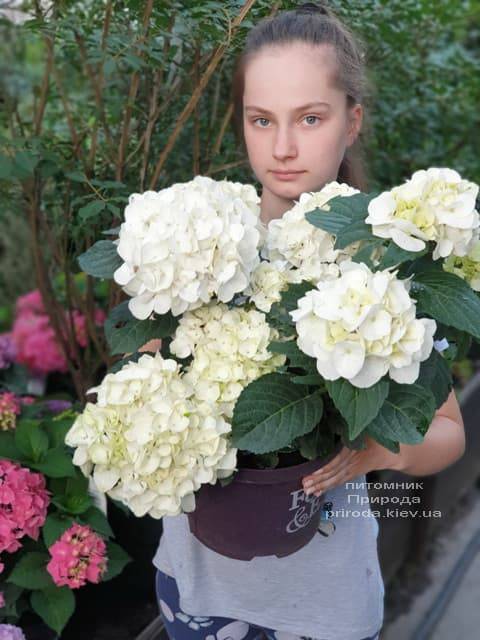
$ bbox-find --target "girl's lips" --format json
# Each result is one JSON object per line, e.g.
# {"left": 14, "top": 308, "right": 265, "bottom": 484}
{"left": 271, "top": 170, "right": 305, "bottom": 181}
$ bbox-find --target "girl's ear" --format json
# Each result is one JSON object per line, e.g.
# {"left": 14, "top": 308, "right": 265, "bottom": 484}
{"left": 347, "top": 103, "right": 363, "bottom": 147}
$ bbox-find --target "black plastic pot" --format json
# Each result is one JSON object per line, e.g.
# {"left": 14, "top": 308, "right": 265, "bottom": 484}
{"left": 188, "top": 441, "right": 342, "bottom": 560}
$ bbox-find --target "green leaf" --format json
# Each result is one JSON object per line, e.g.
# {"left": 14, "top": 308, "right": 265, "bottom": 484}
{"left": 0, "top": 583, "right": 23, "bottom": 617}
{"left": 366, "top": 382, "right": 436, "bottom": 445}
{"left": 378, "top": 243, "right": 428, "bottom": 269}
{"left": 266, "top": 281, "right": 315, "bottom": 332}
{"left": 7, "top": 552, "right": 53, "bottom": 589}
{"left": 104, "top": 300, "right": 178, "bottom": 355}
{"left": 13, "top": 150, "right": 39, "bottom": 178}
{"left": 325, "top": 378, "right": 389, "bottom": 440}
{"left": 42, "top": 514, "right": 74, "bottom": 547}
{"left": 349, "top": 238, "right": 384, "bottom": 269}
{"left": 305, "top": 193, "right": 375, "bottom": 235}
{"left": 416, "top": 348, "right": 453, "bottom": 410}
{"left": 66, "top": 170, "right": 87, "bottom": 182}
{"left": 334, "top": 219, "right": 375, "bottom": 250}
{"left": 30, "top": 586, "right": 75, "bottom": 634}
{"left": 102, "top": 542, "right": 132, "bottom": 582}
{"left": 80, "top": 506, "right": 114, "bottom": 538}
{"left": 0, "top": 154, "right": 12, "bottom": 179}
{"left": 231, "top": 373, "right": 324, "bottom": 454}
{"left": 78, "top": 200, "right": 106, "bottom": 221}
{"left": 14, "top": 419, "right": 49, "bottom": 462}
{"left": 77, "top": 240, "right": 123, "bottom": 279}
{"left": 44, "top": 414, "right": 78, "bottom": 449}
{"left": 30, "top": 447, "right": 76, "bottom": 478}
{"left": 0, "top": 432, "right": 24, "bottom": 462}
{"left": 268, "top": 339, "right": 317, "bottom": 374}
{"left": 53, "top": 493, "right": 92, "bottom": 515}
{"left": 411, "top": 270, "right": 480, "bottom": 339}
{"left": 294, "top": 427, "right": 335, "bottom": 460}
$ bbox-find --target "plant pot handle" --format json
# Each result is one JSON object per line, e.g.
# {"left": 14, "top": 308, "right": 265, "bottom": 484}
{"left": 317, "top": 520, "right": 336, "bottom": 537}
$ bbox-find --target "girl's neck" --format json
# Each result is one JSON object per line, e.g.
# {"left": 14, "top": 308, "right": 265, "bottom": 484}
{"left": 259, "top": 186, "right": 297, "bottom": 226}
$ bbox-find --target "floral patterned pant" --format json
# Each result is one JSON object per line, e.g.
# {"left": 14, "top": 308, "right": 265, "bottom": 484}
{"left": 155, "top": 569, "right": 381, "bottom": 640}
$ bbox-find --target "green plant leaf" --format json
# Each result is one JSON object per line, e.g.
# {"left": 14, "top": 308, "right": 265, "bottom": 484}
{"left": 14, "top": 419, "right": 49, "bottom": 462}
{"left": 366, "top": 382, "right": 436, "bottom": 444}
{"left": 30, "top": 586, "right": 75, "bottom": 634}
{"left": 44, "top": 414, "right": 78, "bottom": 449}
{"left": 305, "top": 193, "right": 375, "bottom": 234}
{"left": 77, "top": 240, "right": 123, "bottom": 279}
{"left": 42, "top": 513, "right": 75, "bottom": 547}
{"left": 231, "top": 373, "right": 324, "bottom": 454}
{"left": 7, "top": 552, "right": 53, "bottom": 590}
{"left": 102, "top": 542, "right": 132, "bottom": 582}
{"left": 104, "top": 300, "right": 177, "bottom": 355}
{"left": 80, "top": 506, "right": 114, "bottom": 538}
{"left": 411, "top": 270, "right": 480, "bottom": 339}
{"left": 78, "top": 200, "right": 106, "bottom": 221}
{"left": 0, "top": 432, "right": 25, "bottom": 462}
{"left": 268, "top": 339, "right": 317, "bottom": 374}
{"left": 325, "top": 378, "right": 389, "bottom": 440}
{"left": 30, "top": 447, "right": 77, "bottom": 478}
{"left": 378, "top": 243, "right": 428, "bottom": 269}
{"left": 416, "top": 348, "right": 453, "bottom": 409}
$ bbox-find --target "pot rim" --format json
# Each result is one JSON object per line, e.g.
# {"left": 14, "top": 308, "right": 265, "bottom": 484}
{"left": 230, "top": 440, "right": 343, "bottom": 484}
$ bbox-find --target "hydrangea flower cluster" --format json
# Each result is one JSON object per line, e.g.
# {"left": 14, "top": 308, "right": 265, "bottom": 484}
{"left": 65, "top": 353, "right": 238, "bottom": 518}
{"left": 11, "top": 290, "right": 106, "bottom": 375}
{"left": 47, "top": 523, "right": 107, "bottom": 589}
{"left": 443, "top": 234, "right": 480, "bottom": 291}
{"left": 290, "top": 261, "right": 436, "bottom": 388}
{"left": 0, "top": 392, "right": 21, "bottom": 431}
{"left": 0, "top": 460, "right": 50, "bottom": 553}
{"left": 245, "top": 182, "right": 362, "bottom": 312}
{"left": 365, "top": 167, "right": 479, "bottom": 260}
{"left": 0, "top": 334, "right": 16, "bottom": 370}
{"left": 261, "top": 182, "right": 360, "bottom": 282}
{"left": 0, "top": 625, "right": 26, "bottom": 640}
{"left": 170, "top": 302, "right": 286, "bottom": 418}
{"left": 113, "top": 176, "right": 264, "bottom": 320}
{"left": 0, "top": 561, "right": 4, "bottom": 609}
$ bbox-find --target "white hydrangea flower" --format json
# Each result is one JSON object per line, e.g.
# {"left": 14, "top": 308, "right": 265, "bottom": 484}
{"left": 170, "top": 302, "right": 286, "bottom": 418}
{"left": 365, "top": 167, "right": 479, "bottom": 260}
{"left": 113, "top": 176, "right": 263, "bottom": 319}
{"left": 443, "top": 232, "right": 480, "bottom": 291}
{"left": 262, "top": 181, "right": 360, "bottom": 282}
{"left": 290, "top": 261, "right": 437, "bottom": 388}
{"left": 243, "top": 260, "right": 303, "bottom": 313}
{"left": 65, "top": 353, "right": 238, "bottom": 519}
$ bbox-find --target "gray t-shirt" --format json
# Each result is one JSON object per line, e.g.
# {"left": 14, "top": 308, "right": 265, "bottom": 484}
{"left": 153, "top": 473, "right": 384, "bottom": 640}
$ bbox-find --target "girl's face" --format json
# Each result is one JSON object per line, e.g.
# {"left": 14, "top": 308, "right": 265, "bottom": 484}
{"left": 242, "top": 42, "right": 363, "bottom": 204}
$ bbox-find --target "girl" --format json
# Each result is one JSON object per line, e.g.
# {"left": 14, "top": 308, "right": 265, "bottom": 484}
{"left": 149, "top": 3, "right": 465, "bottom": 639}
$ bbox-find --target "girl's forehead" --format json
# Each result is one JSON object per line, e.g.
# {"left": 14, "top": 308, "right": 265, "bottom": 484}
{"left": 243, "top": 44, "right": 342, "bottom": 105}
{"left": 244, "top": 43, "right": 337, "bottom": 84}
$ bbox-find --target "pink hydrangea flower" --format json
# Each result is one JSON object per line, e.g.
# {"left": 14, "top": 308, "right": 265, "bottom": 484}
{"left": 11, "top": 289, "right": 106, "bottom": 375}
{"left": 0, "top": 392, "right": 22, "bottom": 431}
{"left": 0, "top": 460, "right": 50, "bottom": 554}
{"left": 0, "top": 560, "right": 4, "bottom": 609}
{"left": 73, "top": 308, "right": 106, "bottom": 348}
{"left": 47, "top": 523, "right": 107, "bottom": 589}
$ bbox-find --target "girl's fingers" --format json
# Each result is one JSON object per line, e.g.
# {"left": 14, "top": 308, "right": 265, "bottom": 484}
{"left": 305, "top": 463, "right": 357, "bottom": 496}
{"left": 303, "top": 448, "right": 357, "bottom": 486}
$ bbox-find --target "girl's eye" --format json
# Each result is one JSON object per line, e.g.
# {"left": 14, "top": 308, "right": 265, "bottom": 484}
{"left": 253, "top": 117, "right": 270, "bottom": 127}
{"left": 304, "top": 115, "right": 321, "bottom": 125}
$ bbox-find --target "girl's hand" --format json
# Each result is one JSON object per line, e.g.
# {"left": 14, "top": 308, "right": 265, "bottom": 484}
{"left": 302, "top": 436, "right": 403, "bottom": 497}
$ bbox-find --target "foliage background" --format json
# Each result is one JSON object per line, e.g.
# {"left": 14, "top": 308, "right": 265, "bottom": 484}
{"left": 0, "top": 0, "right": 478, "bottom": 384}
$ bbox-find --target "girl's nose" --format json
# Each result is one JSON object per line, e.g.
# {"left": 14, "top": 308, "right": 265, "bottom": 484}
{"left": 272, "top": 127, "right": 298, "bottom": 160}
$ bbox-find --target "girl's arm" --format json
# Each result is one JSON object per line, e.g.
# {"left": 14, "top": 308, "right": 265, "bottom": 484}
{"left": 302, "top": 388, "right": 466, "bottom": 495}
{"left": 392, "top": 388, "right": 466, "bottom": 477}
